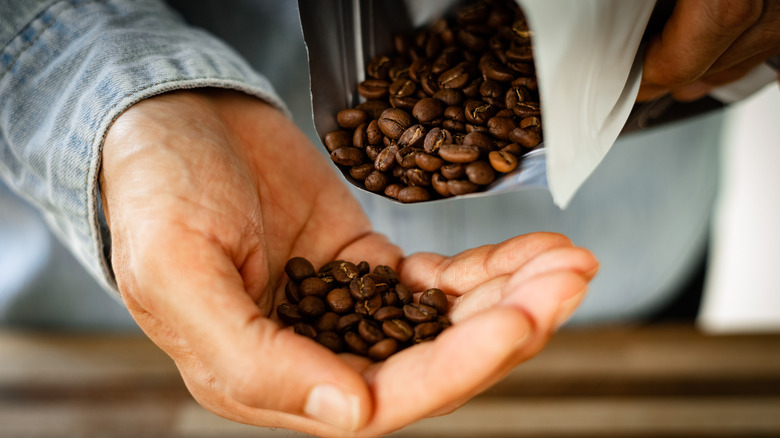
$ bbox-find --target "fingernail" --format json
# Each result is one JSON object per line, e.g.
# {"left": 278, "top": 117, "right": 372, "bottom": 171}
{"left": 304, "top": 384, "right": 360, "bottom": 431}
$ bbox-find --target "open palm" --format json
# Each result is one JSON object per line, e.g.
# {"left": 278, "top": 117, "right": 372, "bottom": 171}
{"left": 100, "top": 89, "right": 598, "bottom": 437}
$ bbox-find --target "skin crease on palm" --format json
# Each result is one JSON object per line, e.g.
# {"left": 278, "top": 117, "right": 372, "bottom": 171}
{"left": 99, "top": 89, "right": 598, "bottom": 437}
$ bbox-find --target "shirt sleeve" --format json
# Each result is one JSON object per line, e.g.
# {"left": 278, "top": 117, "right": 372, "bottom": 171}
{"left": 0, "top": 0, "right": 288, "bottom": 295}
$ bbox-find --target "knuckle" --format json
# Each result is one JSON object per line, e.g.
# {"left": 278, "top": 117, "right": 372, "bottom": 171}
{"left": 702, "top": 0, "right": 762, "bottom": 33}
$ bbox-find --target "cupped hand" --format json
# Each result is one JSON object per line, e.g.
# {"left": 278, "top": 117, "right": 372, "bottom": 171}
{"left": 100, "top": 89, "right": 598, "bottom": 437}
{"left": 638, "top": 0, "right": 780, "bottom": 102}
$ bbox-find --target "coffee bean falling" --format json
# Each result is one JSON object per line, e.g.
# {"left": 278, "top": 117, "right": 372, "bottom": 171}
{"left": 326, "top": 0, "right": 543, "bottom": 202}
{"left": 277, "top": 257, "right": 452, "bottom": 361}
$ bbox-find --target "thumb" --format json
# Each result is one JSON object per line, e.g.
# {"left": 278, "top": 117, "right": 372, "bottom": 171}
{"left": 127, "top": 232, "right": 372, "bottom": 433}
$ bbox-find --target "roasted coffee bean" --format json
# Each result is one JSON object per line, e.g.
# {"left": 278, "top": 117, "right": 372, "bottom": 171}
{"left": 413, "top": 322, "right": 443, "bottom": 343}
{"left": 432, "top": 173, "right": 452, "bottom": 197}
{"left": 509, "top": 126, "right": 541, "bottom": 148}
{"left": 384, "top": 183, "right": 403, "bottom": 199}
{"left": 294, "top": 323, "right": 317, "bottom": 339}
{"left": 397, "top": 124, "right": 426, "bottom": 148}
{"left": 439, "top": 144, "right": 480, "bottom": 163}
{"left": 380, "top": 290, "right": 400, "bottom": 306}
{"left": 395, "top": 146, "right": 419, "bottom": 168}
{"left": 442, "top": 118, "right": 465, "bottom": 131}
{"left": 368, "top": 338, "right": 399, "bottom": 361}
{"left": 324, "top": 130, "right": 352, "bottom": 152}
{"left": 409, "top": 57, "right": 431, "bottom": 82}
{"left": 393, "top": 33, "right": 412, "bottom": 55}
{"left": 356, "top": 100, "right": 391, "bottom": 120}
{"left": 365, "top": 145, "right": 382, "bottom": 162}
{"left": 350, "top": 163, "right": 374, "bottom": 180}
{"left": 331, "top": 147, "right": 365, "bottom": 167}
{"left": 378, "top": 108, "right": 413, "bottom": 139}
{"left": 374, "top": 306, "right": 404, "bottom": 321}
{"left": 466, "top": 123, "right": 489, "bottom": 133}
{"left": 336, "top": 313, "right": 363, "bottom": 333}
{"left": 285, "top": 281, "right": 302, "bottom": 304}
{"left": 350, "top": 276, "right": 377, "bottom": 300}
{"left": 423, "top": 127, "right": 452, "bottom": 154}
{"left": 440, "top": 163, "right": 466, "bottom": 179}
{"left": 404, "top": 303, "right": 438, "bottom": 323}
{"left": 316, "top": 331, "right": 344, "bottom": 353}
{"left": 332, "top": 261, "right": 360, "bottom": 284}
{"left": 356, "top": 261, "right": 370, "bottom": 276}
{"left": 463, "top": 131, "right": 494, "bottom": 153}
{"left": 358, "top": 79, "right": 390, "bottom": 99}
{"left": 420, "top": 72, "right": 441, "bottom": 96}
{"left": 487, "top": 116, "right": 515, "bottom": 140}
{"left": 513, "top": 101, "right": 541, "bottom": 119}
{"left": 298, "top": 295, "right": 327, "bottom": 318}
{"left": 444, "top": 105, "right": 466, "bottom": 121}
{"left": 364, "top": 170, "right": 390, "bottom": 192}
{"left": 389, "top": 64, "right": 411, "bottom": 81}
{"left": 366, "top": 120, "right": 383, "bottom": 145}
{"left": 375, "top": 144, "right": 399, "bottom": 172}
{"left": 285, "top": 257, "right": 315, "bottom": 283}
{"left": 367, "top": 54, "right": 391, "bottom": 79}
{"left": 447, "top": 179, "right": 480, "bottom": 195}
{"left": 420, "top": 288, "right": 449, "bottom": 314}
{"left": 501, "top": 142, "right": 525, "bottom": 156}
{"left": 464, "top": 100, "right": 496, "bottom": 124}
{"left": 413, "top": 98, "right": 445, "bottom": 123}
{"left": 336, "top": 109, "right": 368, "bottom": 129}
{"left": 394, "top": 284, "right": 414, "bottom": 305}
{"left": 398, "top": 186, "right": 431, "bottom": 203}
{"left": 506, "top": 45, "right": 533, "bottom": 62}
{"left": 299, "top": 276, "right": 329, "bottom": 297}
{"left": 355, "top": 294, "right": 383, "bottom": 316}
{"left": 438, "top": 65, "right": 469, "bottom": 89}
{"left": 482, "top": 60, "right": 515, "bottom": 82}
{"left": 389, "top": 95, "right": 419, "bottom": 110}
{"left": 520, "top": 116, "right": 541, "bottom": 129}
{"left": 489, "top": 150, "right": 519, "bottom": 172}
{"left": 512, "top": 76, "right": 538, "bottom": 91}
{"left": 433, "top": 88, "right": 464, "bottom": 106}
{"left": 277, "top": 302, "right": 303, "bottom": 325}
{"left": 415, "top": 152, "right": 444, "bottom": 172}
{"left": 382, "top": 319, "right": 414, "bottom": 342}
{"left": 352, "top": 123, "right": 368, "bottom": 148}
{"left": 462, "top": 77, "right": 483, "bottom": 98}
{"left": 495, "top": 108, "right": 514, "bottom": 118}
{"left": 358, "top": 319, "right": 386, "bottom": 344}
{"left": 466, "top": 160, "right": 496, "bottom": 185}
{"left": 406, "top": 168, "right": 432, "bottom": 186}
{"left": 314, "top": 312, "right": 340, "bottom": 332}
{"left": 457, "top": 2, "right": 489, "bottom": 25}
{"left": 363, "top": 273, "right": 391, "bottom": 293}
{"left": 389, "top": 78, "right": 417, "bottom": 98}
{"left": 374, "top": 265, "right": 399, "bottom": 285}
{"left": 344, "top": 331, "right": 369, "bottom": 355}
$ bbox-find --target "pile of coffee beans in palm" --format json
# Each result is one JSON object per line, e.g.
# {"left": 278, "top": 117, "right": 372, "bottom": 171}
{"left": 325, "top": 0, "right": 542, "bottom": 203}
{"left": 277, "top": 257, "right": 451, "bottom": 361}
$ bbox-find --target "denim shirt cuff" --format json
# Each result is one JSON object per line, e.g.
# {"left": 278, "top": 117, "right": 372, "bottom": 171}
{"left": 0, "top": 0, "right": 288, "bottom": 297}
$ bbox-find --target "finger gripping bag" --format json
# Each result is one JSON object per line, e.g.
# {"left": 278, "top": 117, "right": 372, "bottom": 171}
{"left": 298, "top": 0, "right": 656, "bottom": 208}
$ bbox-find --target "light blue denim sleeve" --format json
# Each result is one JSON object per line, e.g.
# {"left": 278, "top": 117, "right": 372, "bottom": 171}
{"left": 0, "top": 0, "right": 288, "bottom": 294}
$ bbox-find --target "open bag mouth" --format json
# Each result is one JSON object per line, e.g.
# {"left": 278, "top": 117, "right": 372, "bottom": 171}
{"left": 299, "top": 0, "right": 548, "bottom": 204}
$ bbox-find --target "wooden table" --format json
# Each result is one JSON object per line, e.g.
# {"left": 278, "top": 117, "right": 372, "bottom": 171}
{"left": 2, "top": 324, "right": 779, "bottom": 437}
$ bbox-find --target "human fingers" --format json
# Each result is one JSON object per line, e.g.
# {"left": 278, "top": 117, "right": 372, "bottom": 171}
{"left": 357, "top": 268, "right": 591, "bottom": 435}
{"left": 397, "top": 232, "right": 576, "bottom": 296}
{"left": 446, "top": 245, "right": 598, "bottom": 323}
{"left": 641, "top": 0, "right": 763, "bottom": 94}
